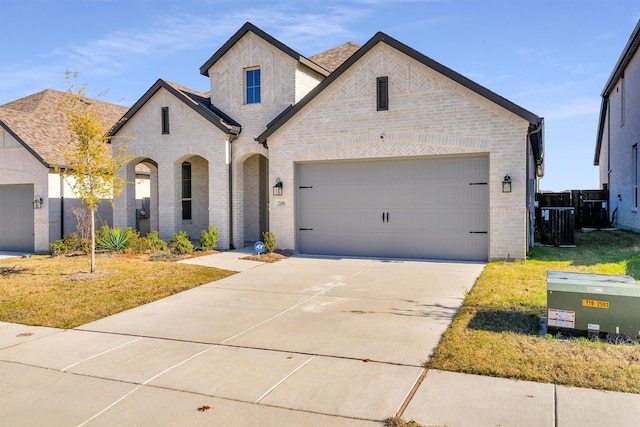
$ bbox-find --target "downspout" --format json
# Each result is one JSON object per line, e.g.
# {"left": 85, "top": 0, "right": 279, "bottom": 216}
{"left": 60, "top": 172, "right": 65, "bottom": 238}
{"left": 605, "top": 99, "right": 614, "bottom": 226}
{"left": 226, "top": 131, "right": 240, "bottom": 250}
{"left": 527, "top": 121, "right": 544, "bottom": 251}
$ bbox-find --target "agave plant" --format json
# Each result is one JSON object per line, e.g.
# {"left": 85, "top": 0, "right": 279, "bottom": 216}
{"left": 96, "top": 227, "right": 134, "bottom": 252}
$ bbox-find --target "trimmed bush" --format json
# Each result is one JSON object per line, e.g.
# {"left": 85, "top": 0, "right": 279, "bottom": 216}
{"left": 168, "top": 230, "right": 193, "bottom": 255}
{"left": 262, "top": 231, "right": 277, "bottom": 253}
{"left": 125, "top": 231, "right": 168, "bottom": 254}
{"left": 50, "top": 233, "right": 83, "bottom": 256}
{"left": 199, "top": 225, "right": 219, "bottom": 251}
{"left": 146, "top": 231, "right": 168, "bottom": 253}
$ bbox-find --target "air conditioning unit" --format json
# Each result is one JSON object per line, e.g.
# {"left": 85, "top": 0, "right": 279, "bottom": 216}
{"left": 547, "top": 271, "right": 640, "bottom": 336}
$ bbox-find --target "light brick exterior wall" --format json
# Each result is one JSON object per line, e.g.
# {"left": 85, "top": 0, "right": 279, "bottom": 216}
{"left": 112, "top": 88, "right": 230, "bottom": 247}
{"left": 0, "top": 130, "right": 49, "bottom": 252}
{"left": 267, "top": 43, "right": 531, "bottom": 260}
{"left": 605, "top": 46, "right": 640, "bottom": 231}
{"left": 204, "top": 31, "right": 322, "bottom": 247}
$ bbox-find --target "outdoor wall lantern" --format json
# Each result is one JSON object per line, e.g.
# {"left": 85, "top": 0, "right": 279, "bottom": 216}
{"left": 502, "top": 174, "right": 512, "bottom": 193}
{"left": 33, "top": 195, "right": 43, "bottom": 209}
{"left": 273, "top": 178, "right": 283, "bottom": 196}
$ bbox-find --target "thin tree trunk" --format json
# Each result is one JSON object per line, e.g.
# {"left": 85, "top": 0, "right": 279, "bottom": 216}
{"left": 91, "top": 208, "right": 96, "bottom": 273}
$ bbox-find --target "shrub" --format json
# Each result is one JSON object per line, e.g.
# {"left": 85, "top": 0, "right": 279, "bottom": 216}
{"left": 199, "top": 225, "right": 219, "bottom": 251}
{"left": 125, "top": 231, "right": 168, "bottom": 254}
{"left": 146, "top": 231, "right": 168, "bottom": 253}
{"left": 168, "top": 230, "right": 193, "bottom": 255}
{"left": 96, "top": 226, "right": 134, "bottom": 252}
{"left": 50, "top": 232, "right": 83, "bottom": 256}
{"left": 262, "top": 231, "right": 277, "bottom": 253}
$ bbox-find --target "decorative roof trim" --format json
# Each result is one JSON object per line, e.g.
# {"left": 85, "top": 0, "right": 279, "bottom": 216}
{"left": 199, "top": 22, "right": 329, "bottom": 78}
{"left": 257, "top": 31, "right": 542, "bottom": 144}
{"left": 108, "top": 79, "right": 241, "bottom": 137}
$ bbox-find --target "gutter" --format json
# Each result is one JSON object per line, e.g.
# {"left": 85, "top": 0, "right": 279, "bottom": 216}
{"left": 528, "top": 119, "right": 544, "bottom": 177}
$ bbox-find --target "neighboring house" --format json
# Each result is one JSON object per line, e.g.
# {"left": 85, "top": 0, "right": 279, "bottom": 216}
{"left": 595, "top": 20, "right": 640, "bottom": 231}
{"left": 110, "top": 22, "right": 544, "bottom": 261}
{"left": 0, "top": 89, "right": 129, "bottom": 252}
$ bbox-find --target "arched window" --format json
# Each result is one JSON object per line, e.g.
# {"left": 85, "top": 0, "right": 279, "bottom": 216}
{"left": 182, "top": 162, "right": 192, "bottom": 220}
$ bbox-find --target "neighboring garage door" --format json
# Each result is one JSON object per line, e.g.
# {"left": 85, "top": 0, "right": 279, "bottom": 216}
{"left": 297, "top": 156, "right": 488, "bottom": 261}
{"left": 0, "top": 185, "right": 35, "bottom": 252}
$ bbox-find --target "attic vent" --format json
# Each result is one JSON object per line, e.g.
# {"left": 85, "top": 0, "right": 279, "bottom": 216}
{"left": 161, "top": 107, "right": 170, "bottom": 134}
{"left": 377, "top": 76, "right": 389, "bottom": 111}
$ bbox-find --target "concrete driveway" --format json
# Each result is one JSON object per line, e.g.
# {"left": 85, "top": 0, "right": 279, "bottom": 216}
{"left": 0, "top": 254, "right": 484, "bottom": 425}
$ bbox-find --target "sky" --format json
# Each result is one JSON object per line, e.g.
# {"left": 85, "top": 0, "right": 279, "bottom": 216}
{"left": 1, "top": 0, "right": 639, "bottom": 192}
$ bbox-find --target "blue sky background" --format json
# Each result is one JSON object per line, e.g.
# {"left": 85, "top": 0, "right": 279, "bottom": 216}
{"left": 1, "top": 0, "right": 638, "bottom": 191}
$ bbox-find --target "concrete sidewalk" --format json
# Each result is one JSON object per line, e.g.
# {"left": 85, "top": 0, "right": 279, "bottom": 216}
{"left": 1, "top": 250, "right": 640, "bottom": 426}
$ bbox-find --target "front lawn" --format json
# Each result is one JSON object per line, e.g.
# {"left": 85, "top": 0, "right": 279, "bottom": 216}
{"left": 427, "top": 229, "right": 640, "bottom": 393}
{"left": 0, "top": 254, "right": 235, "bottom": 328}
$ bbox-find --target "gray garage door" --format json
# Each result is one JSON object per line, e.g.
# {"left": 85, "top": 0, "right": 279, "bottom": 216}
{"left": 296, "top": 156, "right": 488, "bottom": 261}
{"left": 0, "top": 185, "right": 35, "bottom": 252}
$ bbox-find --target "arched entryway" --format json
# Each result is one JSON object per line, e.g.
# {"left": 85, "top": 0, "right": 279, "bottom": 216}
{"left": 133, "top": 161, "right": 158, "bottom": 236}
{"left": 242, "top": 153, "right": 268, "bottom": 245}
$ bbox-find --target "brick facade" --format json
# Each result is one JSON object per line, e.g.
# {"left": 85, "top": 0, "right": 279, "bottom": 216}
{"left": 112, "top": 24, "right": 541, "bottom": 260}
{"left": 268, "top": 43, "right": 532, "bottom": 260}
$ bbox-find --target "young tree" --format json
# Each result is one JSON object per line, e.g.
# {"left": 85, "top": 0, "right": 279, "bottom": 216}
{"left": 57, "top": 71, "right": 131, "bottom": 272}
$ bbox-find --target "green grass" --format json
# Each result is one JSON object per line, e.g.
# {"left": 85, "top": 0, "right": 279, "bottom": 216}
{"left": 427, "top": 229, "right": 640, "bottom": 393}
{"left": 0, "top": 253, "right": 235, "bottom": 328}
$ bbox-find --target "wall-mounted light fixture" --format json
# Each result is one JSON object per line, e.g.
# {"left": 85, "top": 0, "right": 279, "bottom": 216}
{"left": 273, "top": 178, "right": 283, "bottom": 196}
{"left": 502, "top": 174, "right": 512, "bottom": 193}
{"left": 33, "top": 195, "right": 43, "bottom": 209}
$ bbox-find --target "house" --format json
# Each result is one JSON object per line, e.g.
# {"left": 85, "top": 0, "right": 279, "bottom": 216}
{"left": 595, "top": 19, "right": 640, "bottom": 231}
{"left": 110, "top": 22, "right": 544, "bottom": 261}
{"left": 0, "top": 89, "right": 129, "bottom": 252}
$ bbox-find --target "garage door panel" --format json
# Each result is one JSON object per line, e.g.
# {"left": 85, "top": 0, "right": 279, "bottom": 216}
{"left": 297, "top": 157, "right": 488, "bottom": 261}
{"left": 0, "top": 185, "right": 35, "bottom": 252}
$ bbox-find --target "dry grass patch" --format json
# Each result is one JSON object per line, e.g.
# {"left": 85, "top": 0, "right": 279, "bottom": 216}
{"left": 427, "top": 230, "right": 640, "bottom": 393}
{"left": 0, "top": 254, "right": 235, "bottom": 328}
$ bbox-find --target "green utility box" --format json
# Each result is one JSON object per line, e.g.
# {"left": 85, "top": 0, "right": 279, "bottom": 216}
{"left": 547, "top": 271, "right": 640, "bottom": 335}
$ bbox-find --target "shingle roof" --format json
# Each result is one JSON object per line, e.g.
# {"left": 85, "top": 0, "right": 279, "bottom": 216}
{"left": 309, "top": 42, "right": 361, "bottom": 72}
{"left": 0, "top": 89, "right": 128, "bottom": 167}
{"left": 108, "top": 79, "right": 241, "bottom": 137}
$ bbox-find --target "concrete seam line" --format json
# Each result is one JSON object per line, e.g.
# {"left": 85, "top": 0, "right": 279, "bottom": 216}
{"left": 395, "top": 368, "right": 428, "bottom": 418}
{"left": 220, "top": 265, "right": 373, "bottom": 344}
{"left": 254, "top": 355, "right": 317, "bottom": 404}
{"left": 61, "top": 337, "right": 143, "bottom": 372}
{"left": 75, "top": 345, "right": 218, "bottom": 427}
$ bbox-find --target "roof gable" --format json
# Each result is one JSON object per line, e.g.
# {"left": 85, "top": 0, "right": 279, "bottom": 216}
{"left": 0, "top": 89, "right": 128, "bottom": 167}
{"left": 258, "top": 31, "right": 542, "bottom": 146}
{"left": 108, "top": 79, "right": 241, "bottom": 137}
{"left": 199, "top": 22, "right": 329, "bottom": 78}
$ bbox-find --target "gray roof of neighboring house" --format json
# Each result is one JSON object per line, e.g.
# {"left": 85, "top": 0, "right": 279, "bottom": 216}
{"left": 199, "top": 22, "right": 330, "bottom": 78}
{"left": 0, "top": 89, "right": 128, "bottom": 167}
{"left": 256, "top": 31, "right": 544, "bottom": 166}
{"left": 594, "top": 19, "right": 640, "bottom": 165}
{"left": 108, "top": 79, "right": 241, "bottom": 137}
